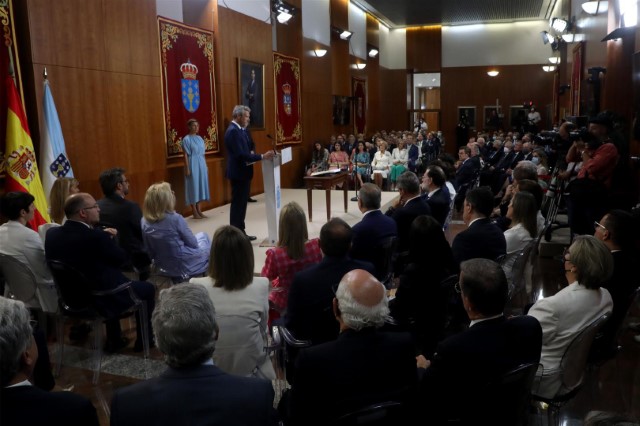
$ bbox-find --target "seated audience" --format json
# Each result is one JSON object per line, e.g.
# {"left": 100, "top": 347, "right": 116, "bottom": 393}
{"left": 453, "top": 146, "right": 480, "bottom": 211}
{"left": 282, "top": 269, "right": 417, "bottom": 425}
{"left": 0, "top": 192, "right": 58, "bottom": 313}
{"left": 141, "top": 182, "right": 209, "bottom": 280}
{"left": 389, "top": 139, "right": 408, "bottom": 190}
{"left": 350, "top": 183, "right": 398, "bottom": 280}
{"left": 306, "top": 141, "right": 329, "bottom": 176}
{"left": 261, "top": 202, "right": 322, "bottom": 314}
{"left": 528, "top": 235, "right": 613, "bottom": 399}
{"left": 352, "top": 141, "right": 370, "bottom": 188}
{"left": 452, "top": 186, "right": 506, "bottom": 266}
{"left": 502, "top": 191, "right": 538, "bottom": 284}
{"left": 420, "top": 165, "right": 451, "bottom": 227}
{"left": 191, "top": 225, "right": 274, "bottom": 379}
{"left": 0, "top": 297, "right": 99, "bottom": 426}
{"left": 285, "top": 218, "right": 375, "bottom": 345}
{"left": 390, "top": 215, "right": 458, "bottom": 356}
{"left": 418, "top": 258, "right": 542, "bottom": 424}
{"left": 385, "top": 171, "right": 431, "bottom": 253}
{"left": 110, "top": 284, "right": 278, "bottom": 426}
{"left": 328, "top": 141, "right": 349, "bottom": 170}
{"left": 371, "top": 140, "right": 392, "bottom": 189}
{"left": 45, "top": 193, "right": 156, "bottom": 352}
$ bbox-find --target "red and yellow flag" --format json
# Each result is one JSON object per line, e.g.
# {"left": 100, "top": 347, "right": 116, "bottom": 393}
{"left": 4, "top": 75, "right": 50, "bottom": 228}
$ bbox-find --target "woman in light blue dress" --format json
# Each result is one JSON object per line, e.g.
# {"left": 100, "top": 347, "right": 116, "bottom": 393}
{"left": 353, "top": 141, "right": 370, "bottom": 188}
{"left": 183, "top": 119, "right": 210, "bottom": 219}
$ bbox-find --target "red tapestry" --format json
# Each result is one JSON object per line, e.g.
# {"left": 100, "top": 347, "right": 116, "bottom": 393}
{"left": 158, "top": 17, "right": 218, "bottom": 157}
{"left": 273, "top": 52, "right": 301, "bottom": 145}
{"left": 352, "top": 77, "right": 366, "bottom": 135}
{"left": 570, "top": 42, "right": 583, "bottom": 117}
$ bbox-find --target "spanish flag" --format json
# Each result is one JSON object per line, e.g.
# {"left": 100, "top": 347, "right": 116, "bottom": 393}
{"left": 4, "top": 75, "right": 50, "bottom": 228}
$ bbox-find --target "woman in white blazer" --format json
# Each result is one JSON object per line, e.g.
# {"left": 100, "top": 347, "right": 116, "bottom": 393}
{"left": 527, "top": 235, "right": 613, "bottom": 398}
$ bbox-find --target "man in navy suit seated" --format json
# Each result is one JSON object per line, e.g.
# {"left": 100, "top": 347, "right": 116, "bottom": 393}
{"left": 420, "top": 165, "right": 451, "bottom": 227}
{"left": 350, "top": 183, "right": 398, "bottom": 279}
{"left": 418, "top": 258, "right": 542, "bottom": 424}
{"left": 110, "top": 284, "right": 278, "bottom": 426}
{"left": 282, "top": 269, "right": 418, "bottom": 425}
{"left": 0, "top": 298, "right": 99, "bottom": 426}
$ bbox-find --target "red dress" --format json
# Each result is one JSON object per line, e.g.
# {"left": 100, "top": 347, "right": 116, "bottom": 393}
{"left": 262, "top": 238, "right": 322, "bottom": 313}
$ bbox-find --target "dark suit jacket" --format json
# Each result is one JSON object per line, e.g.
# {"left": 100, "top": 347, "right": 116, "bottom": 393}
{"left": 407, "top": 144, "right": 420, "bottom": 171}
{"left": 486, "top": 148, "right": 504, "bottom": 167}
{"left": 97, "top": 194, "right": 150, "bottom": 270}
{"left": 350, "top": 210, "right": 398, "bottom": 278}
{"left": 451, "top": 217, "right": 506, "bottom": 265}
{"left": 287, "top": 328, "right": 418, "bottom": 425}
{"left": 421, "top": 186, "right": 450, "bottom": 227}
{"left": 110, "top": 364, "right": 277, "bottom": 426}
{"left": 386, "top": 197, "right": 432, "bottom": 252}
{"left": 285, "top": 256, "right": 375, "bottom": 344}
{"left": 421, "top": 316, "right": 542, "bottom": 422}
{"left": 508, "top": 151, "right": 525, "bottom": 169}
{"left": 1, "top": 385, "right": 98, "bottom": 426}
{"left": 495, "top": 151, "right": 515, "bottom": 171}
{"left": 224, "top": 122, "right": 262, "bottom": 181}
{"left": 454, "top": 159, "right": 479, "bottom": 190}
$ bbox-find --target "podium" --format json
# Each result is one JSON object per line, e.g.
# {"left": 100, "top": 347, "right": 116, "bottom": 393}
{"left": 261, "top": 147, "right": 292, "bottom": 247}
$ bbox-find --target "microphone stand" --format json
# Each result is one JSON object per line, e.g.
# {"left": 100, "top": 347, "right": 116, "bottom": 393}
{"left": 351, "top": 154, "right": 359, "bottom": 202}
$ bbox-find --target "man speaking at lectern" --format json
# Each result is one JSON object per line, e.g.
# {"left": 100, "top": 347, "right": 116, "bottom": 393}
{"left": 225, "top": 105, "right": 275, "bottom": 241}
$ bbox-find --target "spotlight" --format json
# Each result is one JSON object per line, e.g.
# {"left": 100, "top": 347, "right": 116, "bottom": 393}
{"left": 551, "top": 18, "right": 569, "bottom": 32}
{"left": 332, "top": 26, "right": 353, "bottom": 41}
{"left": 368, "top": 48, "right": 379, "bottom": 58}
{"left": 273, "top": 0, "right": 295, "bottom": 24}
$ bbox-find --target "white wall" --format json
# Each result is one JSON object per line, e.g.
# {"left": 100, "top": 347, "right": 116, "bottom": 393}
{"left": 348, "top": 3, "right": 367, "bottom": 60}
{"left": 218, "top": 0, "right": 271, "bottom": 24}
{"left": 302, "top": 0, "right": 330, "bottom": 46}
{"left": 156, "top": 0, "right": 183, "bottom": 21}
{"left": 379, "top": 25, "right": 406, "bottom": 69}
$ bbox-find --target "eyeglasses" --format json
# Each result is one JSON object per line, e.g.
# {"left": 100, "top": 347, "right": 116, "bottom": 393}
{"left": 593, "top": 221, "right": 607, "bottom": 231}
{"left": 82, "top": 204, "right": 99, "bottom": 211}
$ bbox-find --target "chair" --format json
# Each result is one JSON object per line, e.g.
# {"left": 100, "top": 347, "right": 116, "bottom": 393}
{"left": 334, "top": 401, "right": 406, "bottom": 426}
{"left": 532, "top": 312, "right": 611, "bottom": 426}
{"left": 47, "top": 259, "right": 150, "bottom": 385}
{"left": 271, "top": 325, "right": 311, "bottom": 398}
{"left": 0, "top": 253, "right": 58, "bottom": 313}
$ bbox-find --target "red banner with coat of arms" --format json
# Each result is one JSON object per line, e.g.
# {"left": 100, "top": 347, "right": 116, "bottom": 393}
{"left": 158, "top": 17, "right": 218, "bottom": 157}
{"left": 352, "top": 77, "right": 366, "bottom": 135}
{"left": 273, "top": 52, "right": 301, "bottom": 145}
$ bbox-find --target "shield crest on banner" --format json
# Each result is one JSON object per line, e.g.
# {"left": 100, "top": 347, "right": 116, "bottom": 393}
{"left": 181, "top": 79, "right": 200, "bottom": 113}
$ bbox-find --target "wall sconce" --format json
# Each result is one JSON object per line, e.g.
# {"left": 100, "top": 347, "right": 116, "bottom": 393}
{"left": 549, "top": 56, "right": 561, "bottom": 64}
{"left": 487, "top": 70, "right": 499, "bottom": 77}
{"left": 313, "top": 49, "right": 327, "bottom": 57}
{"left": 332, "top": 26, "right": 353, "bottom": 40}
{"left": 582, "top": 1, "right": 608, "bottom": 15}
{"left": 368, "top": 48, "right": 379, "bottom": 58}
{"left": 352, "top": 63, "right": 366, "bottom": 70}
{"left": 273, "top": 0, "right": 296, "bottom": 24}
{"left": 542, "top": 65, "right": 556, "bottom": 72}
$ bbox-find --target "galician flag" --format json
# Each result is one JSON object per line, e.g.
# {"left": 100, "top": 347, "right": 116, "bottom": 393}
{"left": 3, "top": 75, "right": 50, "bottom": 228}
{"left": 40, "top": 78, "right": 73, "bottom": 197}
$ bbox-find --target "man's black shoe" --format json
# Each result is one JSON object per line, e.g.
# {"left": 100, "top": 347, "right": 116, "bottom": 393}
{"left": 247, "top": 197, "right": 257, "bottom": 202}
{"left": 104, "top": 337, "right": 130, "bottom": 353}
{"left": 246, "top": 235, "right": 257, "bottom": 241}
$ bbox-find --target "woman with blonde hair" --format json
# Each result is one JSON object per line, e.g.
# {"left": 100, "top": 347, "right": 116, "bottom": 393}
{"left": 49, "top": 177, "right": 80, "bottom": 224}
{"left": 261, "top": 202, "right": 321, "bottom": 314}
{"left": 141, "top": 182, "right": 209, "bottom": 280}
{"left": 190, "top": 225, "right": 275, "bottom": 379}
{"left": 502, "top": 191, "right": 538, "bottom": 283}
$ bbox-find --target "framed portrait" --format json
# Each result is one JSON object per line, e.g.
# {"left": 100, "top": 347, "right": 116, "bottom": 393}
{"left": 483, "top": 106, "right": 501, "bottom": 129}
{"left": 238, "top": 59, "right": 265, "bottom": 130}
{"left": 457, "top": 106, "right": 476, "bottom": 130}
{"left": 509, "top": 105, "right": 528, "bottom": 130}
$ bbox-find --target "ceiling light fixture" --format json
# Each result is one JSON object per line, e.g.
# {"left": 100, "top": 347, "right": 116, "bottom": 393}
{"left": 581, "top": 0, "right": 608, "bottom": 14}
{"left": 313, "top": 49, "right": 327, "bottom": 57}
{"left": 487, "top": 70, "right": 499, "bottom": 77}
{"left": 368, "top": 48, "right": 379, "bottom": 58}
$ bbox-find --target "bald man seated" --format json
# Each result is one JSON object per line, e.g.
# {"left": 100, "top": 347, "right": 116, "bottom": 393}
{"left": 281, "top": 270, "right": 418, "bottom": 425}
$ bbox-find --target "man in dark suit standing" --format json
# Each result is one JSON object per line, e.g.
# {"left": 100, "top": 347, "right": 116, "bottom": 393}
{"left": 451, "top": 186, "right": 506, "bottom": 265}
{"left": 350, "top": 183, "right": 397, "bottom": 279}
{"left": 45, "top": 193, "right": 155, "bottom": 352}
{"left": 286, "top": 218, "right": 375, "bottom": 345}
{"left": 385, "top": 171, "right": 431, "bottom": 252}
{"left": 420, "top": 165, "right": 451, "bottom": 227}
{"left": 224, "top": 105, "right": 275, "bottom": 240}
{"left": 111, "top": 284, "right": 277, "bottom": 426}
{"left": 283, "top": 269, "right": 418, "bottom": 425}
{"left": 419, "top": 258, "right": 542, "bottom": 424}
{"left": 0, "top": 297, "right": 99, "bottom": 426}
{"left": 97, "top": 167, "right": 151, "bottom": 280}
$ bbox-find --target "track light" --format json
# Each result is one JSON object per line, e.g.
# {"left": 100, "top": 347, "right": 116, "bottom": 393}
{"left": 368, "top": 48, "right": 379, "bottom": 58}
{"left": 332, "top": 26, "right": 353, "bottom": 41}
{"left": 551, "top": 18, "right": 569, "bottom": 32}
{"left": 273, "top": 0, "right": 295, "bottom": 24}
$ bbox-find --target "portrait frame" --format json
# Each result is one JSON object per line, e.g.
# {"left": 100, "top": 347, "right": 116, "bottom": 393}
{"left": 457, "top": 106, "right": 476, "bottom": 130}
{"left": 238, "top": 59, "right": 265, "bottom": 130}
{"left": 509, "top": 105, "right": 528, "bottom": 130}
{"left": 483, "top": 106, "right": 500, "bottom": 130}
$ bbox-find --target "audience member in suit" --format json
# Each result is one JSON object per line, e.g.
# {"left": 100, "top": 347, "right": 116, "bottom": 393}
{"left": 224, "top": 105, "right": 275, "bottom": 240}
{"left": 97, "top": 167, "right": 151, "bottom": 280}
{"left": 0, "top": 192, "right": 58, "bottom": 313}
{"left": 110, "top": 284, "right": 278, "bottom": 426}
{"left": 390, "top": 216, "right": 458, "bottom": 357}
{"left": 528, "top": 236, "right": 613, "bottom": 399}
{"left": 45, "top": 193, "right": 155, "bottom": 353}
{"left": 385, "top": 171, "right": 432, "bottom": 253}
{"left": 0, "top": 297, "right": 99, "bottom": 426}
{"left": 285, "top": 218, "right": 375, "bottom": 345}
{"left": 452, "top": 186, "right": 506, "bottom": 266}
{"left": 350, "top": 183, "right": 398, "bottom": 280}
{"left": 282, "top": 270, "right": 418, "bottom": 425}
{"left": 418, "top": 258, "right": 542, "bottom": 424}
{"left": 592, "top": 210, "right": 639, "bottom": 358}
{"left": 420, "top": 165, "right": 451, "bottom": 227}
{"left": 454, "top": 146, "right": 480, "bottom": 211}
{"left": 406, "top": 133, "right": 420, "bottom": 173}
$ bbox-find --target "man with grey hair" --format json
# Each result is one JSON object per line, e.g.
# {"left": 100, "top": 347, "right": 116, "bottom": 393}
{"left": 110, "top": 284, "right": 277, "bottom": 426}
{"left": 385, "top": 171, "right": 431, "bottom": 252}
{"left": 224, "top": 105, "right": 275, "bottom": 240}
{"left": 350, "top": 183, "right": 398, "bottom": 278}
{"left": 283, "top": 269, "right": 417, "bottom": 425}
{"left": 0, "top": 298, "right": 99, "bottom": 425}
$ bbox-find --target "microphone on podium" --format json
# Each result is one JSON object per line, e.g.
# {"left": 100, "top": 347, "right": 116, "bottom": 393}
{"left": 266, "top": 134, "right": 277, "bottom": 154}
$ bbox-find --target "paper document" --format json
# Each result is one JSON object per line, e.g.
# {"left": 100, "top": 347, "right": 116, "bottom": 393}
{"left": 310, "top": 168, "right": 341, "bottom": 176}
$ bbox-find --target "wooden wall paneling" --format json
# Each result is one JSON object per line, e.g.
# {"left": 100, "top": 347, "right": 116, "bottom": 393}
{"left": 603, "top": 33, "right": 635, "bottom": 121}
{"left": 330, "top": 0, "right": 348, "bottom": 30}
{"left": 406, "top": 26, "right": 442, "bottom": 72}
{"left": 183, "top": 0, "right": 216, "bottom": 30}
{"left": 379, "top": 68, "right": 409, "bottom": 131}
{"left": 366, "top": 13, "right": 379, "bottom": 48}
{"left": 367, "top": 53, "right": 380, "bottom": 138}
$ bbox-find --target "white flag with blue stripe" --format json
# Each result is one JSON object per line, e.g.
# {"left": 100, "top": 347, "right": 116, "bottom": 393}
{"left": 40, "top": 79, "right": 74, "bottom": 198}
